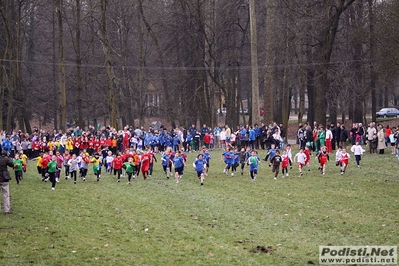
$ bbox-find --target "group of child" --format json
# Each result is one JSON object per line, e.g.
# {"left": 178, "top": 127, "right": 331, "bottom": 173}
{"left": 30, "top": 144, "right": 213, "bottom": 189}
{"left": 15, "top": 138, "right": 368, "bottom": 190}
{"left": 220, "top": 141, "right": 366, "bottom": 181}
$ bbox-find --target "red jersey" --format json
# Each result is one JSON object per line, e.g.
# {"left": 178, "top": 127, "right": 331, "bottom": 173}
{"left": 40, "top": 141, "right": 47, "bottom": 152}
{"left": 63, "top": 153, "right": 71, "bottom": 164}
{"left": 281, "top": 154, "right": 289, "bottom": 168}
{"left": 81, "top": 155, "right": 90, "bottom": 164}
{"left": 122, "top": 153, "right": 130, "bottom": 162}
{"left": 318, "top": 151, "right": 329, "bottom": 165}
{"left": 74, "top": 139, "right": 81, "bottom": 149}
{"left": 105, "top": 138, "right": 111, "bottom": 147}
{"left": 112, "top": 157, "right": 123, "bottom": 170}
{"left": 32, "top": 141, "right": 40, "bottom": 151}
{"left": 141, "top": 153, "right": 151, "bottom": 171}
{"left": 340, "top": 153, "right": 349, "bottom": 165}
{"left": 148, "top": 151, "right": 157, "bottom": 164}
{"left": 81, "top": 138, "right": 89, "bottom": 150}
{"left": 88, "top": 139, "right": 94, "bottom": 149}
{"left": 41, "top": 157, "right": 49, "bottom": 168}
{"left": 94, "top": 140, "right": 100, "bottom": 151}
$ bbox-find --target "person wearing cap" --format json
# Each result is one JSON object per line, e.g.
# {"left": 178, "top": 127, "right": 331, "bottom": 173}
{"left": 0, "top": 150, "right": 14, "bottom": 214}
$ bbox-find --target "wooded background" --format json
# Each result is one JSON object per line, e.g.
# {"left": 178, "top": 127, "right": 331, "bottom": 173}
{"left": 0, "top": 0, "right": 398, "bottom": 133}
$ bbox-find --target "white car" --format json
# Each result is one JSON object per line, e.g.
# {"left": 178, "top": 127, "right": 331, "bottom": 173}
{"left": 217, "top": 108, "right": 226, "bottom": 115}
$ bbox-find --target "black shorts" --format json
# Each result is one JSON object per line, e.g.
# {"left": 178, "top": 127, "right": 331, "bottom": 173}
{"left": 196, "top": 170, "right": 203, "bottom": 178}
{"left": 175, "top": 167, "right": 183, "bottom": 175}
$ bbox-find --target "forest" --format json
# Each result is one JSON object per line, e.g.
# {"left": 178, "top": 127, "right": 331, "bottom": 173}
{"left": 0, "top": 0, "right": 398, "bottom": 133}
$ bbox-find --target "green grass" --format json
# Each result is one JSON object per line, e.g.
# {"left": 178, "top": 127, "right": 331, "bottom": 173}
{"left": 0, "top": 147, "right": 398, "bottom": 265}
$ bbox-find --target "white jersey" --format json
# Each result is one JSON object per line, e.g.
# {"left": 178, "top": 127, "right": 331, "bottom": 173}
{"left": 335, "top": 150, "right": 343, "bottom": 162}
{"left": 294, "top": 152, "right": 306, "bottom": 164}
{"left": 350, "top": 145, "right": 365, "bottom": 155}
{"left": 286, "top": 148, "right": 293, "bottom": 160}
{"left": 106, "top": 155, "right": 114, "bottom": 164}
{"left": 220, "top": 131, "right": 226, "bottom": 141}
{"left": 230, "top": 133, "right": 236, "bottom": 143}
{"left": 326, "top": 129, "right": 333, "bottom": 140}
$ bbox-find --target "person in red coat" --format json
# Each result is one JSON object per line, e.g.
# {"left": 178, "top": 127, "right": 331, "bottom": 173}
{"left": 203, "top": 132, "right": 211, "bottom": 149}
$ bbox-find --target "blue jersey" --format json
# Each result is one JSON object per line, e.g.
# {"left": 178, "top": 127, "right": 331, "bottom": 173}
{"left": 233, "top": 152, "right": 239, "bottom": 164}
{"left": 268, "top": 148, "right": 276, "bottom": 160}
{"left": 173, "top": 136, "right": 180, "bottom": 146}
{"left": 249, "top": 129, "right": 256, "bottom": 141}
{"left": 222, "top": 151, "right": 232, "bottom": 164}
{"left": 203, "top": 152, "right": 211, "bottom": 164}
{"left": 161, "top": 154, "right": 170, "bottom": 166}
{"left": 194, "top": 158, "right": 206, "bottom": 172}
{"left": 239, "top": 128, "right": 247, "bottom": 141}
{"left": 173, "top": 157, "right": 184, "bottom": 169}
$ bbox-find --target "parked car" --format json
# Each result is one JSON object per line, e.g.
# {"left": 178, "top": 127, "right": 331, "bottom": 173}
{"left": 217, "top": 107, "right": 263, "bottom": 115}
{"left": 239, "top": 108, "right": 249, "bottom": 115}
{"left": 376, "top": 108, "right": 399, "bottom": 118}
{"left": 217, "top": 108, "right": 226, "bottom": 115}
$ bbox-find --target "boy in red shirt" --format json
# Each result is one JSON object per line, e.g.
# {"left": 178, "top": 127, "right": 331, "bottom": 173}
{"left": 112, "top": 154, "right": 123, "bottom": 182}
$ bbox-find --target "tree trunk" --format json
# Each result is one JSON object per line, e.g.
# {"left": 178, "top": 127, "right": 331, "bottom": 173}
{"left": 368, "top": 0, "right": 376, "bottom": 121}
{"left": 263, "top": 0, "right": 276, "bottom": 124}
{"left": 55, "top": 0, "right": 66, "bottom": 131}
{"left": 249, "top": 0, "right": 260, "bottom": 125}
{"left": 75, "top": 0, "right": 83, "bottom": 128}
{"left": 314, "top": 0, "right": 356, "bottom": 126}
{"left": 100, "top": 0, "right": 117, "bottom": 129}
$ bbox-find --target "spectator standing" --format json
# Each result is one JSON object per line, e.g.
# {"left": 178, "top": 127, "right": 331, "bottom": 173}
{"left": 0, "top": 149, "right": 14, "bottom": 214}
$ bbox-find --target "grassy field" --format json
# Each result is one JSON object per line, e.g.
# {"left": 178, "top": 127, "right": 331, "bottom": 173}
{"left": 0, "top": 147, "right": 398, "bottom": 266}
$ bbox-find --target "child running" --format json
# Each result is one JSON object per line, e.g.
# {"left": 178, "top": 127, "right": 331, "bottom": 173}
{"left": 316, "top": 146, "right": 329, "bottom": 175}
{"left": 246, "top": 150, "right": 260, "bottom": 182}
{"left": 270, "top": 150, "right": 282, "bottom": 180}
{"left": 350, "top": 141, "right": 366, "bottom": 168}
{"left": 193, "top": 153, "right": 206, "bottom": 185}
{"left": 13, "top": 154, "right": 23, "bottom": 185}
{"left": 335, "top": 146, "right": 343, "bottom": 170}
{"left": 339, "top": 148, "right": 350, "bottom": 175}
{"left": 172, "top": 151, "right": 185, "bottom": 184}
{"left": 281, "top": 149, "right": 290, "bottom": 178}
{"left": 161, "top": 151, "right": 172, "bottom": 179}
{"left": 124, "top": 157, "right": 136, "bottom": 185}
{"left": 90, "top": 153, "right": 102, "bottom": 181}
{"left": 222, "top": 147, "right": 234, "bottom": 175}
{"left": 203, "top": 149, "right": 212, "bottom": 176}
{"left": 263, "top": 144, "right": 277, "bottom": 167}
{"left": 47, "top": 155, "right": 58, "bottom": 190}
{"left": 238, "top": 147, "right": 248, "bottom": 175}
{"left": 294, "top": 148, "right": 307, "bottom": 176}
{"left": 68, "top": 154, "right": 79, "bottom": 184}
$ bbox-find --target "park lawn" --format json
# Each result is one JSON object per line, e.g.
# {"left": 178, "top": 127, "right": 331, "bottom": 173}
{"left": 0, "top": 147, "right": 398, "bottom": 266}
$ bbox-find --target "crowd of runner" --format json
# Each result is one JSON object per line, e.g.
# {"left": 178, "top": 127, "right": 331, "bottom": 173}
{"left": 1, "top": 119, "right": 398, "bottom": 189}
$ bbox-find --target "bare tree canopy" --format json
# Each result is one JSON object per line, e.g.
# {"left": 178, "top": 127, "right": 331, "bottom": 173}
{"left": 0, "top": 0, "right": 398, "bottom": 132}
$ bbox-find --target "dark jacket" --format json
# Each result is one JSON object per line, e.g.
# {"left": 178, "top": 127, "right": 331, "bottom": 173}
{"left": 0, "top": 155, "right": 14, "bottom": 182}
{"left": 340, "top": 129, "right": 348, "bottom": 142}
